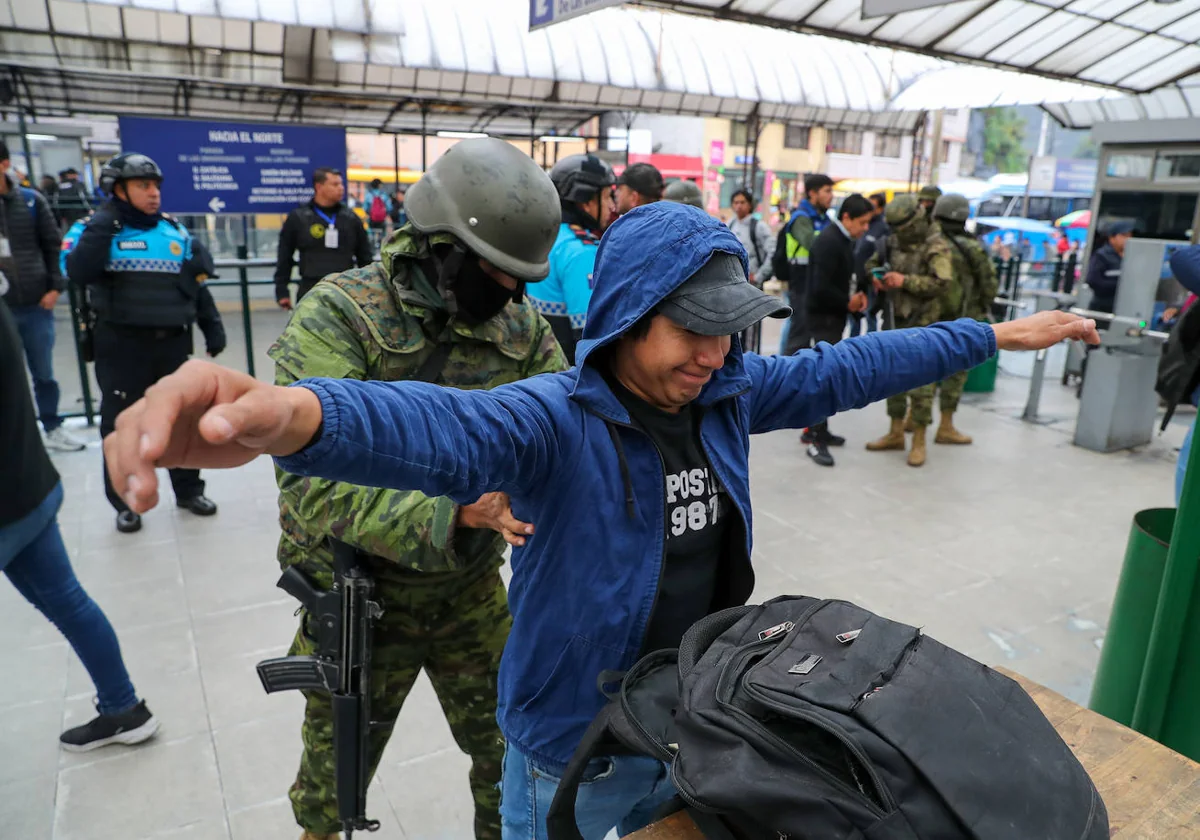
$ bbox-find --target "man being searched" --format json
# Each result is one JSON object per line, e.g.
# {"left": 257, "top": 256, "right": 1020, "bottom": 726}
{"left": 726, "top": 189, "right": 774, "bottom": 287}
{"left": 526, "top": 153, "right": 615, "bottom": 363}
{"left": 104, "top": 200, "right": 1099, "bottom": 840}
{"left": 274, "top": 167, "right": 372, "bottom": 309}
{"left": 0, "top": 140, "right": 87, "bottom": 452}
{"left": 614, "top": 162, "right": 664, "bottom": 216}
{"left": 663, "top": 179, "right": 703, "bottom": 209}
{"left": 864, "top": 194, "right": 954, "bottom": 468}
{"left": 777, "top": 173, "right": 834, "bottom": 355}
{"left": 66, "top": 152, "right": 225, "bottom": 533}
{"left": 930, "top": 193, "right": 998, "bottom": 446}
{"left": 801, "top": 193, "right": 874, "bottom": 467}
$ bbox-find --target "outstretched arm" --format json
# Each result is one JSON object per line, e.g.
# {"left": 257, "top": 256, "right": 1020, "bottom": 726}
{"left": 746, "top": 312, "right": 1098, "bottom": 433}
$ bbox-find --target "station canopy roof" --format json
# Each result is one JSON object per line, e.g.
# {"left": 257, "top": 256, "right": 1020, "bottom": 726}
{"left": 0, "top": 0, "right": 1165, "bottom": 136}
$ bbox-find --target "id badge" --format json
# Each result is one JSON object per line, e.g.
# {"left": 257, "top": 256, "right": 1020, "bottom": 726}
{"left": 0, "top": 236, "right": 11, "bottom": 259}
{"left": 324, "top": 226, "right": 339, "bottom": 249}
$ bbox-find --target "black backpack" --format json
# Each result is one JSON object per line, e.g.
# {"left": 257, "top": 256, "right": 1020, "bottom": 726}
{"left": 1157, "top": 302, "right": 1200, "bottom": 431}
{"left": 548, "top": 596, "right": 1107, "bottom": 840}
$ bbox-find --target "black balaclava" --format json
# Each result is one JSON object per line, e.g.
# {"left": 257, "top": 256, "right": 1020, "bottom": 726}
{"left": 439, "top": 245, "right": 525, "bottom": 324}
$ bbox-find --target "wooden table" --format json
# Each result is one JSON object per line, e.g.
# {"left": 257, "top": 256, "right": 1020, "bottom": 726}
{"left": 628, "top": 669, "right": 1200, "bottom": 838}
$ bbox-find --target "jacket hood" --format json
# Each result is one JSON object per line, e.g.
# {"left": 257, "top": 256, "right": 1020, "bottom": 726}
{"left": 572, "top": 202, "right": 753, "bottom": 418}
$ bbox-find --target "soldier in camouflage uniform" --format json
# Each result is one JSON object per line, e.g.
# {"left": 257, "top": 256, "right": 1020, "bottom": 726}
{"left": 267, "top": 138, "right": 568, "bottom": 840}
{"left": 864, "top": 194, "right": 953, "bottom": 467}
{"left": 931, "top": 193, "right": 999, "bottom": 446}
{"left": 918, "top": 184, "right": 942, "bottom": 219}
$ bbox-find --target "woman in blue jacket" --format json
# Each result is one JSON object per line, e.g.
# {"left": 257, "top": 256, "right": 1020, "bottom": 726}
{"left": 102, "top": 202, "right": 1099, "bottom": 840}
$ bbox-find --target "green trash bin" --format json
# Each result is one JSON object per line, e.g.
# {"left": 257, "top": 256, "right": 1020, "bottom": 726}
{"left": 1089, "top": 509, "right": 1175, "bottom": 726}
{"left": 1090, "top": 507, "right": 1200, "bottom": 762}
{"left": 963, "top": 353, "right": 998, "bottom": 393}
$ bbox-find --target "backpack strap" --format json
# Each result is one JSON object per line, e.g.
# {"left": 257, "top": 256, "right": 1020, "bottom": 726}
{"left": 545, "top": 705, "right": 622, "bottom": 840}
{"left": 19, "top": 187, "right": 39, "bottom": 226}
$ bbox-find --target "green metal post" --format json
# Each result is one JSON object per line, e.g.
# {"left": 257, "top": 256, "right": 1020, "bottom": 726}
{"left": 1131, "top": 437, "right": 1200, "bottom": 740}
{"left": 237, "top": 243, "right": 255, "bottom": 378}
{"left": 64, "top": 282, "right": 96, "bottom": 425}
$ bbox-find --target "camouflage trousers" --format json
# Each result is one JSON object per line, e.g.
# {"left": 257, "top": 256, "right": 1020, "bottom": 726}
{"left": 887, "top": 383, "right": 935, "bottom": 427}
{"left": 937, "top": 369, "right": 968, "bottom": 414}
{"left": 288, "top": 559, "right": 510, "bottom": 838}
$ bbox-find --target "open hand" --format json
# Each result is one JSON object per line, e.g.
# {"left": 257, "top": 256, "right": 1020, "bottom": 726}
{"left": 103, "top": 360, "right": 322, "bottom": 513}
{"left": 39, "top": 290, "right": 60, "bottom": 310}
{"left": 458, "top": 492, "right": 534, "bottom": 547}
{"left": 849, "top": 292, "right": 868, "bottom": 314}
{"left": 993, "top": 310, "right": 1100, "bottom": 351}
{"left": 884, "top": 272, "right": 905, "bottom": 289}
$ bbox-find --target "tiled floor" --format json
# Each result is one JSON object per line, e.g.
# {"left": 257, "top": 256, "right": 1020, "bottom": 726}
{"left": 4, "top": 320, "right": 1188, "bottom": 839}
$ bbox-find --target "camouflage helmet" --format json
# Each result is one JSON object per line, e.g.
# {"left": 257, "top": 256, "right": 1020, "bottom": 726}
{"left": 549, "top": 153, "right": 616, "bottom": 204}
{"left": 918, "top": 184, "right": 943, "bottom": 204}
{"left": 100, "top": 153, "right": 163, "bottom": 192}
{"left": 884, "top": 194, "right": 922, "bottom": 229}
{"left": 933, "top": 193, "right": 970, "bottom": 224}
{"left": 405, "top": 138, "right": 562, "bottom": 281}
{"left": 663, "top": 179, "right": 703, "bottom": 209}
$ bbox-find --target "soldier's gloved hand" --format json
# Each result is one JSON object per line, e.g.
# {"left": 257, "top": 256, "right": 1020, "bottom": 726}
{"left": 993, "top": 310, "right": 1100, "bottom": 351}
{"left": 104, "top": 359, "right": 323, "bottom": 513}
{"left": 207, "top": 344, "right": 225, "bottom": 358}
{"left": 457, "top": 492, "right": 535, "bottom": 547}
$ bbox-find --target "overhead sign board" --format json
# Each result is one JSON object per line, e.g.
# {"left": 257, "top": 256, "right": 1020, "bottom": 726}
{"left": 117, "top": 116, "right": 346, "bottom": 214}
{"left": 863, "top": 0, "right": 976, "bottom": 16}
{"left": 529, "top": 0, "right": 625, "bottom": 31}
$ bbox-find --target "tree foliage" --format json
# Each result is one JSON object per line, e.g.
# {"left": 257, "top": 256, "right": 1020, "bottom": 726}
{"left": 981, "top": 108, "right": 1027, "bottom": 173}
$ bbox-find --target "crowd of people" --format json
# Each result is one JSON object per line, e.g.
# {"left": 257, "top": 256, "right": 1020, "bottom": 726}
{"left": 5, "top": 136, "right": 1106, "bottom": 840}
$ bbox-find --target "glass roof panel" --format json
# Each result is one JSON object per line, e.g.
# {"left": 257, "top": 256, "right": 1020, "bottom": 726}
{"left": 987, "top": 12, "right": 1093, "bottom": 64}
{"left": 1081, "top": 34, "right": 1177, "bottom": 85}
{"left": 1119, "top": 45, "right": 1200, "bottom": 91}
{"left": 1116, "top": 0, "right": 1200, "bottom": 31}
{"left": 936, "top": 0, "right": 1047, "bottom": 57}
{"left": 1034, "top": 23, "right": 1140, "bottom": 75}
{"left": 1064, "top": 0, "right": 1141, "bottom": 17}
{"left": 870, "top": 2, "right": 988, "bottom": 44}
{"left": 1164, "top": 9, "right": 1200, "bottom": 39}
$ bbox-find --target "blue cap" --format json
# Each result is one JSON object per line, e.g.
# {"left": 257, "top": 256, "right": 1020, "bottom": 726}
{"left": 1107, "top": 220, "right": 1135, "bottom": 236}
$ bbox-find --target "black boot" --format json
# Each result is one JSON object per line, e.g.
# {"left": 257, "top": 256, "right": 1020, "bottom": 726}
{"left": 177, "top": 495, "right": 218, "bottom": 516}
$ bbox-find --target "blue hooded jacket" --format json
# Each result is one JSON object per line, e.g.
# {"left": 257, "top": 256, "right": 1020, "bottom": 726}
{"left": 275, "top": 202, "right": 997, "bottom": 772}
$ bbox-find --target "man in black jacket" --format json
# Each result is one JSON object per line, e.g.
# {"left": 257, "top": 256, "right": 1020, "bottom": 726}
{"left": 852, "top": 192, "right": 889, "bottom": 335}
{"left": 1084, "top": 220, "right": 1133, "bottom": 315}
{"left": 0, "top": 141, "right": 87, "bottom": 452}
{"left": 803, "top": 193, "right": 875, "bottom": 466}
{"left": 274, "top": 167, "right": 372, "bottom": 309}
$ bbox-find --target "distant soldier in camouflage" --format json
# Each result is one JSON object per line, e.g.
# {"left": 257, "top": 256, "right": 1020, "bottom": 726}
{"left": 917, "top": 184, "right": 942, "bottom": 219}
{"left": 864, "top": 194, "right": 953, "bottom": 467}
{"left": 932, "top": 193, "right": 999, "bottom": 446}
{"left": 267, "top": 138, "right": 567, "bottom": 840}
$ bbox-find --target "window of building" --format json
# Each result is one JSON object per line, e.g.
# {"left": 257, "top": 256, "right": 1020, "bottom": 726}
{"left": 941, "top": 140, "right": 953, "bottom": 163}
{"left": 1095, "top": 191, "right": 1198, "bottom": 241}
{"left": 730, "top": 121, "right": 748, "bottom": 147}
{"left": 828, "top": 129, "right": 863, "bottom": 155}
{"left": 1105, "top": 153, "right": 1153, "bottom": 179}
{"left": 784, "top": 124, "right": 811, "bottom": 150}
{"left": 1154, "top": 153, "right": 1200, "bottom": 181}
{"left": 875, "top": 133, "right": 902, "bottom": 159}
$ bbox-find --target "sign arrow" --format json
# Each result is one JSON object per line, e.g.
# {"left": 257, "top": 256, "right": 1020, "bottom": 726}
{"left": 208, "top": 196, "right": 226, "bottom": 213}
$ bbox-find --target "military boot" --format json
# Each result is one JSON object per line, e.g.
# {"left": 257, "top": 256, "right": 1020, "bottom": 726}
{"left": 903, "top": 408, "right": 914, "bottom": 433}
{"left": 866, "top": 418, "right": 906, "bottom": 452}
{"left": 935, "top": 412, "right": 973, "bottom": 445}
{"left": 299, "top": 832, "right": 339, "bottom": 840}
{"left": 907, "top": 426, "right": 928, "bottom": 467}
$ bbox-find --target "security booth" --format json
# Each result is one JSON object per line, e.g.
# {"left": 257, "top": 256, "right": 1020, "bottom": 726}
{"left": 1088, "top": 118, "right": 1200, "bottom": 246}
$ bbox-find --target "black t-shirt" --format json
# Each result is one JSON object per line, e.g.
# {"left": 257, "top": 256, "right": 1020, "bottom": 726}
{"left": 608, "top": 376, "right": 731, "bottom": 654}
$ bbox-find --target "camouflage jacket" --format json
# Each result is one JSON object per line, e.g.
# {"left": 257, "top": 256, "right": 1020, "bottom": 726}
{"left": 866, "top": 228, "right": 953, "bottom": 327}
{"left": 938, "top": 227, "right": 999, "bottom": 322}
{"left": 268, "top": 227, "right": 568, "bottom": 579}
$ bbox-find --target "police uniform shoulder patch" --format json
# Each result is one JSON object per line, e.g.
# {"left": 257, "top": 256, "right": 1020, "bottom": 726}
{"left": 567, "top": 224, "right": 599, "bottom": 246}
{"left": 310, "top": 223, "right": 327, "bottom": 239}
{"left": 169, "top": 241, "right": 183, "bottom": 256}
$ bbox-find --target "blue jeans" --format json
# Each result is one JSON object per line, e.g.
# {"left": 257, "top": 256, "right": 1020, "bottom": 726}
{"left": 500, "top": 744, "right": 677, "bottom": 840}
{"left": 0, "top": 483, "right": 138, "bottom": 715}
{"left": 11, "top": 304, "right": 62, "bottom": 431}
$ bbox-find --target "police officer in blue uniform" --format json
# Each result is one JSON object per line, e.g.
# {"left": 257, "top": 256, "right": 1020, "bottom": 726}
{"left": 526, "top": 153, "right": 615, "bottom": 363}
{"left": 66, "top": 153, "right": 225, "bottom": 533}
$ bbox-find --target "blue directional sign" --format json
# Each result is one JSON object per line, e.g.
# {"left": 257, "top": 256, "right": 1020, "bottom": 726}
{"left": 116, "top": 116, "right": 346, "bottom": 215}
{"left": 529, "top": 0, "right": 626, "bottom": 31}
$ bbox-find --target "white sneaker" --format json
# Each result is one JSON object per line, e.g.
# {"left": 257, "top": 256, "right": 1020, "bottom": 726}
{"left": 44, "top": 426, "right": 88, "bottom": 452}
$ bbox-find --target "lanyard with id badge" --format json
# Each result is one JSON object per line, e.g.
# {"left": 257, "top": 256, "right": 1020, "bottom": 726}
{"left": 314, "top": 207, "right": 339, "bottom": 249}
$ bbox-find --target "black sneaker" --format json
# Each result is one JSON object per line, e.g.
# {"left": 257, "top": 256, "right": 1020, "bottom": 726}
{"left": 116, "top": 511, "right": 142, "bottom": 533}
{"left": 60, "top": 699, "right": 159, "bottom": 752}
{"left": 806, "top": 442, "right": 835, "bottom": 467}
{"left": 800, "top": 428, "right": 815, "bottom": 444}
{"left": 177, "top": 495, "right": 218, "bottom": 516}
{"left": 824, "top": 432, "right": 847, "bottom": 447}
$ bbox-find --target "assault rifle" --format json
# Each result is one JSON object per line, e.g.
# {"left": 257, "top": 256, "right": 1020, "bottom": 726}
{"left": 256, "top": 540, "right": 383, "bottom": 837}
